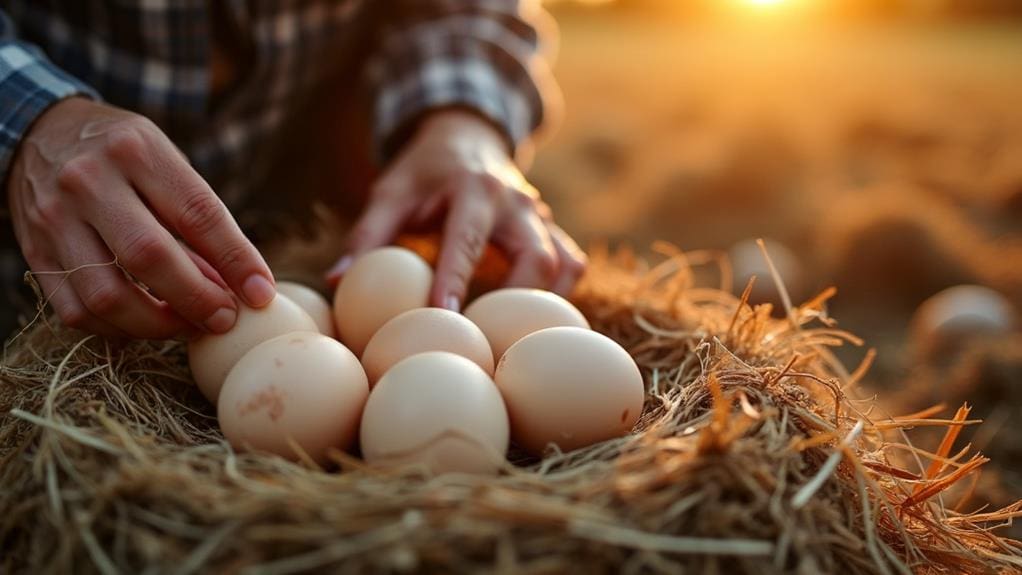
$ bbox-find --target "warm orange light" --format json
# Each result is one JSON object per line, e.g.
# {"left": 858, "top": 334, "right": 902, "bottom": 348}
{"left": 747, "top": 0, "right": 786, "bottom": 6}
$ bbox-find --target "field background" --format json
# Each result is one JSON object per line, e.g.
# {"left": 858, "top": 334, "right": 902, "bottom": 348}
{"left": 531, "top": 0, "right": 1022, "bottom": 531}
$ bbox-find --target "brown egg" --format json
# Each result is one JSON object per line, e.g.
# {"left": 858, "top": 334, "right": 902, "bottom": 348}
{"left": 463, "top": 288, "right": 590, "bottom": 362}
{"left": 395, "top": 232, "right": 510, "bottom": 294}
{"left": 218, "top": 332, "right": 368, "bottom": 464}
{"left": 361, "top": 308, "right": 494, "bottom": 385}
{"left": 495, "top": 327, "right": 644, "bottom": 455}
{"left": 275, "top": 281, "right": 336, "bottom": 338}
{"left": 360, "top": 352, "right": 509, "bottom": 475}
{"left": 333, "top": 247, "right": 432, "bottom": 356}
{"left": 188, "top": 294, "right": 318, "bottom": 403}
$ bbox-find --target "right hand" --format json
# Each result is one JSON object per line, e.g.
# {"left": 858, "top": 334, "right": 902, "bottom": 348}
{"left": 6, "top": 97, "right": 275, "bottom": 339}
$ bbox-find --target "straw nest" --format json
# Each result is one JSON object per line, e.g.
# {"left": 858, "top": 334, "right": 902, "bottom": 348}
{"left": 2, "top": 244, "right": 1020, "bottom": 574}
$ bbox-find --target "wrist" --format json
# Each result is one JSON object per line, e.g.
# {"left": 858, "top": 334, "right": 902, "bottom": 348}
{"left": 24, "top": 96, "right": 95, "bottom": 141}
{"left": 417, "top": 108, "right": 511, "bottom": 156}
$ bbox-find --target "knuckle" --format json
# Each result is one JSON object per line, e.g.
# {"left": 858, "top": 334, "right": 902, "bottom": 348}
{"left": 121, "top": 230, "right": 169, "bottom": 270}
{"left": 103, "top": 125, "right": 149, "bottom": 165}
{"left": 567, "top": 255, "right": 588, "bottom": 277}
{"left": 456, "top": 228, "right": 486, "bottom": 263}
{"left": 176, "top": 283, "right": 220, "bottom": 319}
{"left": 535, "top": 199, "right": 553, "bottom": 220}
{"left": 212, "top": 241, "right": 250, "bottom": 275}
{"left": 55, "top": 155, "right": 102, "bottom": 195}
{"left": 439, "top": 170, "right": 505, "bottom": 202}
{"left": 509, "top": 189, "right": 538, "bottom": 211}
{"left": 83, "top": 284, "right": 122, "bottom": 316}
{"left": 33, "top": 196, "right": 65, "bottom": 227}
{"left": 177, "top": 191, "right": 226, "bottom": 237}
{"left": 469, "top": 172, "right": 505, "bottom": 201}
{"left": 530, "top": 249, "right": 558, "bottom": 278}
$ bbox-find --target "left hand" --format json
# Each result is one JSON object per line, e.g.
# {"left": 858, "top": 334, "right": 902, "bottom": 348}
{"left": 326, "top": 110, "right": 586, "bottom": 311}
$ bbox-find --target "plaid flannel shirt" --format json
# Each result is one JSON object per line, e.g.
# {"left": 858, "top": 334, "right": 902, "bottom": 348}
{"left": 0, "top": 0, "right": 558, "bottom": 208}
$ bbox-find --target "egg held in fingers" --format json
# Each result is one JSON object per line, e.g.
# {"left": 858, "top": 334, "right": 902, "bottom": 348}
{"left": 188, "top": 293, "right": 318, "bottom": 403}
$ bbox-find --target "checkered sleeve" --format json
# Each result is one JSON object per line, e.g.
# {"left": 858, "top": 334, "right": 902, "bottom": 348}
{"left": 0, "top": 10, "right": 99, "bottom": 185}
{"left": 368, "top": 0, "right": 562, "bottom": 163}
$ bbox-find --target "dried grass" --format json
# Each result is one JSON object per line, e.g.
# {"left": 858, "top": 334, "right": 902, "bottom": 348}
{"left": 1, "top": 245, "right": 1020, "bottom": 574}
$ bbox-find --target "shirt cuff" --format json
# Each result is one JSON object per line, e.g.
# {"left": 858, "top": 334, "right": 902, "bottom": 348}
{"left": 0, "top": 42, "right": 100, "bottom": 182}
{"left": 371, "top": 39, "right": 547, "bottom": 165}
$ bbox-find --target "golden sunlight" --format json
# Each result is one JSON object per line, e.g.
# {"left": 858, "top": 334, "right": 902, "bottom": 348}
{"left": 746, "top": 0, "right": 787, "bottom": 6}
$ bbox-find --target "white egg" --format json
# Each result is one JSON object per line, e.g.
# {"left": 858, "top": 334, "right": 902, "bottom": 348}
{"left": 188, "top": 294, "right": 318, "bottom": 403}
{"left": 218, "top": 331, "right": 368, "bottom": 464}
{"left": 276, "top": 281, "right": 336, "bottom": 338}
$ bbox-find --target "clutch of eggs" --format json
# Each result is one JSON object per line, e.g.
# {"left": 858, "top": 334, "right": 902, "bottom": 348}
{"left": 187, "top": 246, "right": 646, "bottom": 473}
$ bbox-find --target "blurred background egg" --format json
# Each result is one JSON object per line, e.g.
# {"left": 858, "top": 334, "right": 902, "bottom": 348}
{"left": 360, "top": 352, "right": 509, "bottom": 475}
{"left": 361, "top": 308, "right": 493, "bottom": 385}
{"left": 275, "top": 281, "right": 336, "bottom": 338}
{"left": 333, "top": 247, "right": 432, "bottom": 356}
{"left": 188, "top": 294, "right": 318, "bottom": 403}
{"left": 911, "top": 285, "right": 1017, "bottom": 361}
{"left": 727, "top": 238, "right": 808, "bottom": 310}
{"left": 218, "top": 331, "right": 368, "bottom": 464}
{"left": 463, "top": 288, "right": 590, "bottom": 362}
{"left": 495, "top": 326, "right": 644, "bottom": 456}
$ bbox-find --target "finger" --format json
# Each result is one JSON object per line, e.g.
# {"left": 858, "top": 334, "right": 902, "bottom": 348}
{"left": 83, "top": 188, "right": 240, "bottom": 334}
{"left": 547, "top": 223, "right": 588, "bottom": 297}
{"left": 55, "top": 224, "right": 192, "bottom": 339}
{"left": 29, "top": 255, "right": 127, "bottom": 338}
{"left": 181, "top": 243, "right": 229, "bottom": 290}
{"left": 432, "top": 189, "right": 498, "bottom": 311}
{"left": 325, "top": 183, "right": 414, "bottom": 284}
{"left": 495, "top": 209, "right": 559, "bottom": 290}
{"left": 110, "top": 126, "right": 275, "bottom": 308}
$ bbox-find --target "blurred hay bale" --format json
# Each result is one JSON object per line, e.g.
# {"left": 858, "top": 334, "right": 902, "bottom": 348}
{"left": 815, "top": 184, "right": 1022, "bottom": 313}
{"left": 2, "top": 246, "right": 1021, "bottom": 574}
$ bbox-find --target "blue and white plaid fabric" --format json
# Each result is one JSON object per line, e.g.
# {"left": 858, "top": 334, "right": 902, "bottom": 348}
{"left": 0, "top": 0, "right": 557, "bottom": 208}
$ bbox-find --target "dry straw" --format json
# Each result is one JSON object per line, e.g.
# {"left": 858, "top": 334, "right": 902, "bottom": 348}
{"left": 2, "top": 244, "right": 1021, "bottom": 574}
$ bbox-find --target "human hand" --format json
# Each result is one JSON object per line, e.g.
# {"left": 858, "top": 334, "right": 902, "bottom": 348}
{"left": 7, "top": 97, "right": 275, "bottom": 339}
{"left": 327, "top": 110, "right": 586, "bottom": 311}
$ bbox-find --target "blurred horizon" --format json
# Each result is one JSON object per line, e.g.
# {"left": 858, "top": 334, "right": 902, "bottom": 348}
{"left": 550, "top": 0, "right": 1022, "bottom": 22}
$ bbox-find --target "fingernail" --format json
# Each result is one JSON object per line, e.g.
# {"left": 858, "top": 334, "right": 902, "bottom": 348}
{"left": 329, "top": 256, "right": 353, "bottom": 278}
{"left": 242, "top": 274, "right": 275, "bottom": 307}
{"left": 444, "top": 294, "right": 461, "bottom": 313}
{"left": 204, "top": 307, "right": 237, "bottom": 333}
